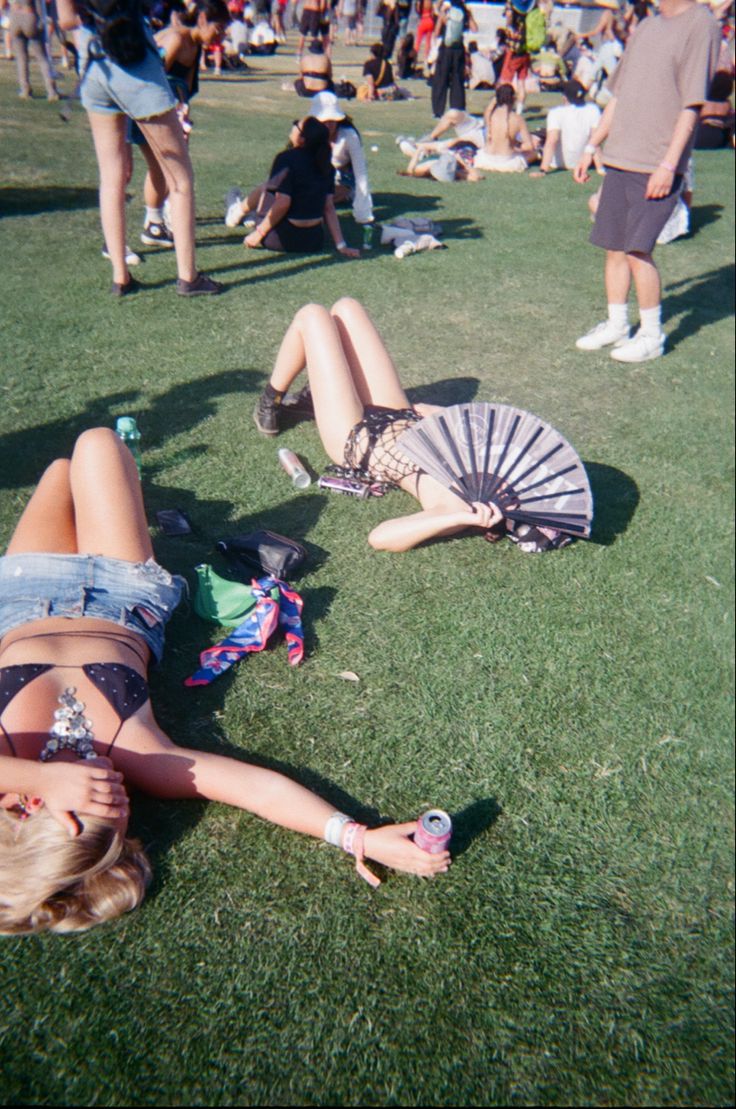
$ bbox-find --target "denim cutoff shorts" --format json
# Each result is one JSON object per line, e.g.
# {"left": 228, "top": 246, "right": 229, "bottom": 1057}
{"left": 0, "top": 553, "right": 186, "bottom": 662}
{"left": 78, "top": 27, "right": 175, "bottom": 119}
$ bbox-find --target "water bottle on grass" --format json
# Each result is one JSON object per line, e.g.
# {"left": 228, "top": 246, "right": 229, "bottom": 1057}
{"left": 115, "top": 416, "right": 142, "bottom": 475}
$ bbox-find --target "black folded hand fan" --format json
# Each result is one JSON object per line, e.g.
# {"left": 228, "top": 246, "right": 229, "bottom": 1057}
{"left": 396, "top": 402, "right": 593, "bottom": 538}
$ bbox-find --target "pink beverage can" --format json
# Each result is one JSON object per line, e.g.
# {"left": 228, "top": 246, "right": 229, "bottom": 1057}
{"left": 318, "top": 474, "right": 371, "bottom": 499}
{"left": 414, "top": 809, "right": 452, "bottom": 854}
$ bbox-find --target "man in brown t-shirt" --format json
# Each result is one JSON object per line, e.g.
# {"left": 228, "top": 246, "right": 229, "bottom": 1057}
{"left": 573, "top": 0, "right": 720, "bottom": 363}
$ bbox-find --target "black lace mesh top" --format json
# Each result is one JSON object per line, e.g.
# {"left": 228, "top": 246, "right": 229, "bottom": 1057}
{"left": 343, "top": 405, "right": 423, "bottom": 485}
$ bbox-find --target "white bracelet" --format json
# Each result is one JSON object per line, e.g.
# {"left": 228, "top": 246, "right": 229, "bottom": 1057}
{"left": 584, "top": 143, "right": 597, "bottom": 156}
{"left": 335, "top": 240, "right": 346, "bottom": 251}
{"left": 323, "top": 811, "right": 351, "bottom": 846}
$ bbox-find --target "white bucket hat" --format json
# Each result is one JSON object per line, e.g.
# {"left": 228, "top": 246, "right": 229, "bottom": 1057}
{"left": 310, "top": 91, "right": 346, "bottom": 123}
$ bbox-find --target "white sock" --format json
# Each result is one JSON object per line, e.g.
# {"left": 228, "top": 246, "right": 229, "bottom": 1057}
{"left": 608, "top": 303, "right": 629, "bottom": 330}
{"left": 639, "top": 306, "right": 662, "bottom": 337}
{"left": 145, "top": 206, "right": 163, "bottom": 226}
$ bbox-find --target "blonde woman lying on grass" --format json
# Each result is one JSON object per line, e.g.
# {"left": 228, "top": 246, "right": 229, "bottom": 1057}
{"left": 0, "top": 429, "right": 449, "bottom": 935}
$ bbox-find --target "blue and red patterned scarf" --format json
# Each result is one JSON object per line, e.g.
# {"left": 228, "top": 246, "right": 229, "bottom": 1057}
{"left": 185, "top": 576, "right": 304, "bottom": 686}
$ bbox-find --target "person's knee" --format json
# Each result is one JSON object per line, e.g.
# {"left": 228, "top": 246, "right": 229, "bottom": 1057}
{"left": 72, "top": 427, "right": 122, "bottom": 466}
{"left": 330, "top": 296, "right": 363, "bottom": 320}
{"left": 41, "top": 458, "right": 72, "bottom": 487}
{"left": 295, "top": 302, "right": 330, "bottom": 329}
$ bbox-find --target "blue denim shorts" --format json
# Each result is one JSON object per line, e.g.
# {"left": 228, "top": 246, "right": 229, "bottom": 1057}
{"left": 0, "top": 553, "right": 186, "bottom": 663}
{"left": 78, "top": 27, "right": 175, "bottom": 119}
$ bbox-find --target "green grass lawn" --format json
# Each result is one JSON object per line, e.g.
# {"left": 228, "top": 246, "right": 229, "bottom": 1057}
{"left": 0, "top": 41, "right": 734, "bottom": 1107}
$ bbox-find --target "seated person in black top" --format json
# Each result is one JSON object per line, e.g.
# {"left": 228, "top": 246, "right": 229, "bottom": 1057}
{"left": 230, "top": 118, "right": 360, "bottom": 255}
{"left": 362, "top": 42, "right": 398, "bottom": 100}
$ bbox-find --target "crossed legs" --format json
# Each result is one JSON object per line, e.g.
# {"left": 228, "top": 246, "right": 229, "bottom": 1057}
{"left": 6, "top": 430, "right": 153, "bottom": 564}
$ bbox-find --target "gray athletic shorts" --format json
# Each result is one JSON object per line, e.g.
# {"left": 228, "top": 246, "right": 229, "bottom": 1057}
{"left": 78, "top": 27, "right": 175, "bottom": 119}
{"left": 590, "top": 167, "right": 683, "bottom": 255}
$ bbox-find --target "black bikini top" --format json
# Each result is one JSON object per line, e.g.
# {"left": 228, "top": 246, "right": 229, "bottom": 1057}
{"left": 0, "top": 634, "right": 150, "bottom": 757}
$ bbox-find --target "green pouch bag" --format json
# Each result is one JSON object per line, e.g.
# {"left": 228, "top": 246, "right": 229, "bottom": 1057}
{"left": 193, "top": 563, "right": 259, "bottom": 624}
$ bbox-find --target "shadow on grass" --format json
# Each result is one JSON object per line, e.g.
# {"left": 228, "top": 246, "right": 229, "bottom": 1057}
{"left": 687, "top": 202, "right": 723, "bottom": 234}
{"left": 584, "top": 461, "right": 640, "bottom": 546}
{"left": 407, "top": 376, "right": 481, "bottom": 406}
{"left": 0, "top": 184, "right": 98, "bottom": 218}
{"left": 0, "top": 369, "right": 262, "bottom": 489}
{"left": 373, "top": 190, "right": 443, "bottom": 223}
{"left": 665, "top": 261, "right": 734, "bottom": 346}
{"left": 449, "top": 797, "right": 503, "bottom": 857}
{"left": 132, "top": 736, "right": 391, "bottom": 907}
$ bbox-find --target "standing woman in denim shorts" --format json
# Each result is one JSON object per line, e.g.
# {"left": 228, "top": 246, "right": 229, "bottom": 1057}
{"left": 56, "top": 0, "right": 222, "bottom": 296}
{"left": 0, "top": 428, "right": 448, "bottom": 935}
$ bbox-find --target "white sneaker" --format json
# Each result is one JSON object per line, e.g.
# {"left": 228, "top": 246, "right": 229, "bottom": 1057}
{"left": 102, "top": 243, "right": 142, "bottom": 266}
{"left": 399, "top": 139, "right": 418, "bottom": 157}
{"left": 575, "top": 320, "right": 631, "bottom": 351}
{"left": 610, "top": 329, "right": 665, "bottom": 363}
{"left": 224, "top": 187, "right": 244, "bottom": 227}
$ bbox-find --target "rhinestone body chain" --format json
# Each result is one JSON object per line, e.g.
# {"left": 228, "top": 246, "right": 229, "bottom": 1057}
{"left": 39, "top": 688, "right": 97, "bottom": 762}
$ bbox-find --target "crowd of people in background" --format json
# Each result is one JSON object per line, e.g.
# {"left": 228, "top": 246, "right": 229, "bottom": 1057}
{"left": 4, "top": 0, "right": 733, "bottom": 292}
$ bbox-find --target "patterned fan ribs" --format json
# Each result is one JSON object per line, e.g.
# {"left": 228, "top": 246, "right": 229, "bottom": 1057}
{"left": 397, "top": 403, "right": 594, "bottom": 538}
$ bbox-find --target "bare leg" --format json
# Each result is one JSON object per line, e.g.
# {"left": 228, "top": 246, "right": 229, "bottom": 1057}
{"left": 5, "top": 460, "right": 77, "bottom": 555}
{"left": 88, "top": 111, "right": 130, "bottom": 285}
{"left": 69, "top": 429, "right": 153, "bottom": 563}
{"left": 604, "top": 250, "right": 631, "bottom": 304}
{"left": 627, "top": 251, "right": 661, "bottom": 311}
{"left": 329, "top": 297, "right": 411, "bottom": 409}
{"left": 28, "top": 35, "right": 57, "bottom": 98}
{"left": 270, "top": 304, "right": 364, "bottom": 463}
{"left": 140, "top": 141, "right": 168, "bottom": 209}
{"left": 12, "top": 31, "right": 31, "bottom": 96}
{"left": 137, "top": 110, "right": 197, "bottom": 282}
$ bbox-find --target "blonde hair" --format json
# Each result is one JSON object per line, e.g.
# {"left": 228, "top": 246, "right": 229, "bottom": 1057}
{"left": 0, "top": 808, "right": 151, "bottom": 935}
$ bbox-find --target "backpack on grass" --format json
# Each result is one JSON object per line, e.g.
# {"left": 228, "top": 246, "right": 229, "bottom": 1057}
{"left": 81, "top": 0, "right": 149, "bottom": 67}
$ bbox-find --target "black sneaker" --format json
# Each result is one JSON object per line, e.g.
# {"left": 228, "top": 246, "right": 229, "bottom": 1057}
{"left": 141, "top": 222, "right": 175, "bottom": 248}
{"left": 111, "top": 275, "right": 142, "bottom": 297}
{"left": 253, "top": 386, "right": 283, "bottom": 436}
{"left": 282, "top": 384, "right": 314, "bottom": 418}
{"left": 176, "top": 272, "right": 223, "bottom": 296}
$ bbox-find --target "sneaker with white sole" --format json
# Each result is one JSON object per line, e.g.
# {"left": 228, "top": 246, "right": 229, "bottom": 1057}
{"left": 102, "top": 243, "right": 142, "bottom": 266}
{"left": 398, "top": 139, "right": 418, "bottom": 157}
{"left": 141, "top": 222, "right": 174, "bottom": 248}
{"left": 224, "top": 187, "right": 245, "bottom": 227}
{"left": 610, "top": 329, "right": 665, "bottom": 363}
{"left": 575, "top": 320, "right": 631, "bottom": 351}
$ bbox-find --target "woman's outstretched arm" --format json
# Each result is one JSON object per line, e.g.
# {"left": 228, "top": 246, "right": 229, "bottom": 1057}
{"left": 116, "top": 728, "right": 449, "bottom": 877}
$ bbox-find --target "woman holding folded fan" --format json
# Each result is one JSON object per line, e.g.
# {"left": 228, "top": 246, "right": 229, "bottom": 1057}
{"left": 0, "top": 429, "right": 447, "bottom": 935}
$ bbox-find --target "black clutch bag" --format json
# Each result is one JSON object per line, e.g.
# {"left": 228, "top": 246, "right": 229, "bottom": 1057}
{"left": 216, "top": 530, "right": 306, "bottom": 581}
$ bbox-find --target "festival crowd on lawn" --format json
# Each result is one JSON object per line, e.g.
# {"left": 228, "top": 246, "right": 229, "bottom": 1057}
{"left": 0, "top": 0, "right": 733, "bottom": 934}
